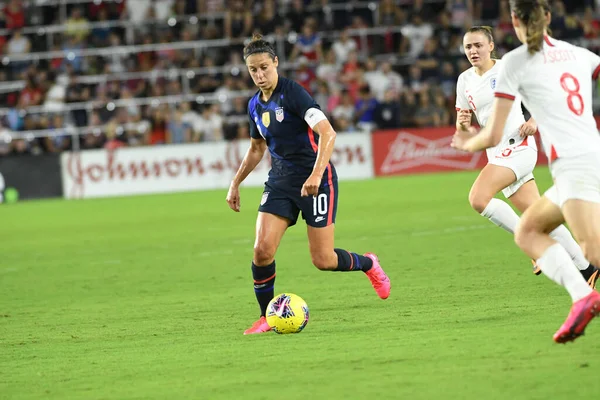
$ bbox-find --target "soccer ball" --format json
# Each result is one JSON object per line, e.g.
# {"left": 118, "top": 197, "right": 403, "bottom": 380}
{"left": 266, "top": 293, "right": 310, "bottom": 334}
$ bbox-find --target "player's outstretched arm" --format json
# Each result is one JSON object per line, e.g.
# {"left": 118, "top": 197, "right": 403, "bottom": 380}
{"left": 301, "top": 119, "right": 336, "bottom": 197}
{"left": 226, "top": 138, "right": 267, "bottom": 212}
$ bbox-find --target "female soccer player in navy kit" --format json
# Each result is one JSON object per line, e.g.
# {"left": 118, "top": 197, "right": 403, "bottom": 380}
{"left": 452, "top": 0, "right": 600, "bottom": 343}
{"left": 226, "top": 34, "right": 391, "bottom": 335}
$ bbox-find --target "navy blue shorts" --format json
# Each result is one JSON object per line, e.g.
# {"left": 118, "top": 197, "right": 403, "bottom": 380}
{"left": 258, "top": 177, "right": 338, "bottom": 228}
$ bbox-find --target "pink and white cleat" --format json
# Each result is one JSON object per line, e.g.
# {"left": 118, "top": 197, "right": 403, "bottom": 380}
{"left": 364, "top": 253, "right": 391, "bottom": 299}
{"left": 553, "top": 291, "right": 600, "bottom": 343}
{"left": 243, "top": 316, "right": 272, "bottom": 335}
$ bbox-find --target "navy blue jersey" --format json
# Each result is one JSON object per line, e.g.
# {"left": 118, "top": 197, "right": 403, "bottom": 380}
{"left": 248, "top": 77, "right": 337, "bottom": 185}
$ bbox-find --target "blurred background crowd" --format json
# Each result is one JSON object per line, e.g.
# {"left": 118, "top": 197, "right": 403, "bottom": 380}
{"left": 0, "top": 0, "right": 598, "bottom": 155}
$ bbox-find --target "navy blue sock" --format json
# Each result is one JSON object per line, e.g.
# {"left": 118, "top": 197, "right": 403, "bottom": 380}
{"left": 252, "top": 261, "right": 276, "bottom": 317}
{"left": 334, "top": 249, "right": 373, "bottom": 272}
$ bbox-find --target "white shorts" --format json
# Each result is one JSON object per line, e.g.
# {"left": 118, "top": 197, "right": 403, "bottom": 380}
{"left": 544, "top": 153, "right": 600, "bottom": 207}
{"left": 486, "top": 135, "right": 538, "bottom": 198}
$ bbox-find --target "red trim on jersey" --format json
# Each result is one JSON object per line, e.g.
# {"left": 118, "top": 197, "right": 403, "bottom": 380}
{"left": 455, "top": 107, "right": 461, "bottom": 111}
{"left": 494, "top": 92, "right": 516, "bottom": 100}
{"left": 544, "top": 35, "right": 554, "bottom": 47}
{"left": 517, "top": 136, "right": 529, "bottom": 147}
{"left": 593, "top": 64, "right": 600, "bottom": 80}
{"left": 549, "top": 145, "right": 559, "bottom": 162}
{"left": 307, "top": 127, "right": 318, "bottom": 152}
{"left": 326, "top": 165, "right": 335, "bottom": 226}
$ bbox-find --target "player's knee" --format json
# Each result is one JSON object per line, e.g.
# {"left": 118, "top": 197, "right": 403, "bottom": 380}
{"left": 468, "top": 190, "right": 492, "bottom": 214}
{"left": 253, "top": 242, "right": 276, "bottom": 266}
{"left": 581, "top": 240, "right": 600, "bottom": 267}
{"left": 310, "top": 252, "right": 335, "bottom": 271}
{"left": 514, "top": 216, "right": 534, "bottom": 251}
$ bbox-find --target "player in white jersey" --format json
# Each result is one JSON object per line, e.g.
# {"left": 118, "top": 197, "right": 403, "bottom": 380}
{"left": 452, "top": 0, "right": 600, "bottom": 343}
{"left": 456, "top": 26, "right": 597, "bottom": 284}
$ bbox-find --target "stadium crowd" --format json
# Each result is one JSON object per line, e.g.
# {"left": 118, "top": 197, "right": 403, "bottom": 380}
{"left": 0, "top": 0, "right": 598, "bottom": 155}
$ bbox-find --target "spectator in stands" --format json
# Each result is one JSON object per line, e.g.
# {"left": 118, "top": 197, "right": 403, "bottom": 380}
{"left": 167, "top": 108, "right": 191, "bottom": 144}
{"left": 316, "top": 49, "right": 341, "bottom": 92}
{"left": 374, "top": 89, "right": 402, "bottom": 129}
{"left": 438, "top": 61, "right": 457, "bottom": 99}
{"left": 65, "top": 7, "right": 90, "bottom": 43}
{"left": 289, "top": 21, "right": 323, "bottom": 62}
{"left": 18, "top": 74, "right": 42, "bottom": 109}
{"left": 331, "top": 27, "right": 357, "bottom": 67}
{"left": 224, "top": 0, "right": 253, "bottom": 38}
{"left": 214, "top": 75, "right": 238, "bottom": 115}
{"left": 44, "top": 114, "right": 71, "bottom": 153}
{"left": 413, "top": 90, "right": 437, "bottom": 127}
{"left": 399, "top": 89, "right": 417, "bottom": 127}
{"left": 416, "top": 38, "right": 442, "bottom": 80}
{"left": 399, "top": 12, "right": 433, "bottom": 57}
{"left": 104, "top": 120, "right": 127, "bottom": 150}
{"left": 435, "top": 11, "right": 460, "bottom": 50}
{"left": 255, "top": 0, "right": 278, "bottom": 35}
{"left": 446, "top": 0, "right": 472, "bottom": 28}
{"left": 4, "top": 0, "right": 25, "bottom": 30}
{"left": 6, "top": 28, "right": 31, "bottom": 77}
{"left": 313, "top": 80, "right": 330, "bottom": 114}
{"left": 363, "top": 59, "right": 400, "bottom": 102}
{"left": 431, "top": 88, "right": 451, "bottom": 126}
{"left": 90, "top": 8, "right": 112, "bottom": 48}
{"left": 405, "top": 65, "right": 425, "bottom": 93}
{"left": 293, "top": 56, "right": 317, "bottom": 94}
{"left": 43, "top": 71, "right": 67, "bottom": 113}
{"left": 583, "top": 6, "right": 600, "bottom": 38}
{"left": 354, "top": 85, "right": 379, "bottom": 132}
{"left": 193, "top": 104, "right": 223, "bottom": 142}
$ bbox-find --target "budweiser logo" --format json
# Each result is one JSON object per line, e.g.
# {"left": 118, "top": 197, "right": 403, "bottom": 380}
{"left": 380, "top": 132, "right": 482, "bottom": 174}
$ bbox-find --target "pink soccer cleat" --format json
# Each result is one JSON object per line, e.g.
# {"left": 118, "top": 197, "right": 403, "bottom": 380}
{"left": 553, "top": 291, "right": 600, "bottom": 343}
{"left": 364, "top": 253, "right": 391, "bottom": 299}
{"left": 243, "top": 316, "right": 272, "bottom": 335}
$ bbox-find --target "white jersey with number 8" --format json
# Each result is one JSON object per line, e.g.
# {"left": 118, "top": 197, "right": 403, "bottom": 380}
{"left": 495, "top": 36, "right": 600, "bottom": 161}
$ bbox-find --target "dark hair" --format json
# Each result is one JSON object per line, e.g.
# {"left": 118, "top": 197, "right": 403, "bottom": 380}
{"left": 510, "top": 0, "right": 551, "bottom": 54}
{"left": 466, "top": 26, "right": 498, "bottom": 59}
{"left": 243, "top": 33, "right": 277, "bottom": 61}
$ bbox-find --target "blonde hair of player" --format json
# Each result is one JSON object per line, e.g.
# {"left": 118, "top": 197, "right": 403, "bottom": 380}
{"left": 452, "top": 0, "right": 600, "bottom": 343}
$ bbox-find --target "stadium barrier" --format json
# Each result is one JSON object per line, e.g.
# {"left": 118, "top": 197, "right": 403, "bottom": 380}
{"left": 2, "top": 125, "right": 567, "bottom": 201}
{"left": 0, "top": 153, "right": 63, "bottom": 202}
{"left": 59, "top": 133, "right": 373, "bottom": 199}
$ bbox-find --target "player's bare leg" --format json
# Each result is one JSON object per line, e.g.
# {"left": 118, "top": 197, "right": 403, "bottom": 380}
{"left": 470, "top": 164, "right": 522, "bottom": 233}
{"left": 515, "top": 196, "right": 599, "bottom": 343}
{"left": 244, "top": 212, "right": 290, "bottom": 335}
{"left": 471, "top": 168, "right": 596, "bottom": 281}
{"left": 306, "top": 224, "right": 390, "bottom": 299}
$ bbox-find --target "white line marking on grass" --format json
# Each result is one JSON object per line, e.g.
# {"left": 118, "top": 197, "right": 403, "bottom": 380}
{"left": 411, "top": 224, "right": 493, "bottom": 237}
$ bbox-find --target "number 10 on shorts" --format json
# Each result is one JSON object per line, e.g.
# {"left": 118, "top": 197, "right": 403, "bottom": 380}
{"left": 313, "top": 193, "right": 328, "bottom": 216}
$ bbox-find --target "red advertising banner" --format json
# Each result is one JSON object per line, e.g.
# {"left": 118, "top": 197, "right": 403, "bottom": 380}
{"left": 371, "top": 127, "right": 549, "bottom": 177}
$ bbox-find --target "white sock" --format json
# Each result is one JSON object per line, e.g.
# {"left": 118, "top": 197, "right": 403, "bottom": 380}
{"left": 549, "top": 225, "right": 590, "bottom": 271}
{"left": 480, "top": 198, "right": 520, "bottom": 234}
{"left": 537, "top": 243, "right": 592, "bottom": 302}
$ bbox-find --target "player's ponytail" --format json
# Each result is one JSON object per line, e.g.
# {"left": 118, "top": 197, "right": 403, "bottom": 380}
{"left": 243, "top": 33, "right": 277, "bottom": 61}
{"left": 467, "top": 26, "right": 498, "bottom": 59}
{"left": 510, "top": 0, "right": 551, "bottom": 54}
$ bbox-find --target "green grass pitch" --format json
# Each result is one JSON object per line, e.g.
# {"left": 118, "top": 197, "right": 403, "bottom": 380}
{"left": 2, "top": 167, "right": 599, "bottom": 400}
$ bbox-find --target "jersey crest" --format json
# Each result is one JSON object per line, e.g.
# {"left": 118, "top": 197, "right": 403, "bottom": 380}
{"left": 261, "top": 191, "right": 269, "bottom": 205}
{"left": 262, "top": 111, "right": 270, "bottom": 127}
{"left": 275, "top": 107, "right": 284, "bottom": 122}
{"left": 490, "top": 77, "right": 497, "bottom": 90}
